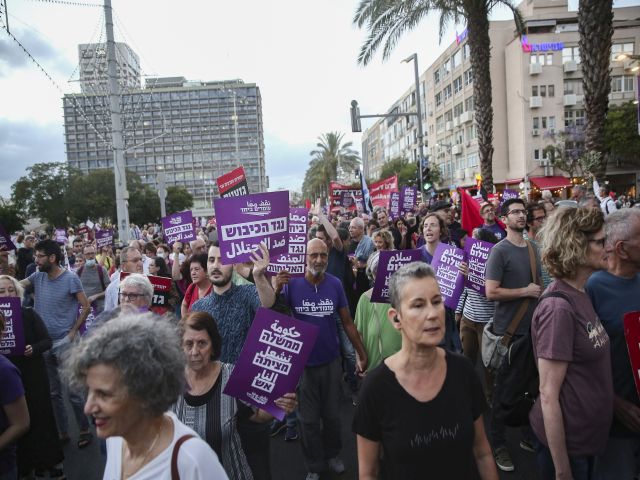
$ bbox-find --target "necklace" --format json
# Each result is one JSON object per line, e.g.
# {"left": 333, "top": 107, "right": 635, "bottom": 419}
{"left": 121, "top": 416, "right": 165, "bottom": 479}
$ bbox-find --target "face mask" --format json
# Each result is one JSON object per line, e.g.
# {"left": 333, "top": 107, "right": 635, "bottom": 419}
{"left": 85, "top": 259, "right": 96, "bottom": 267}
{"left": 157, "top": 252, "right": 165, "bottom": 259}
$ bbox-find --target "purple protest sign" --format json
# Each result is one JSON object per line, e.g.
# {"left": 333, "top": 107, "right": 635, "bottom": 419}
{"left": 389, "top": 192, "right": 401, "bottom": 219}
{"left": 223, "top": 307, "right": 319, "bottom": 420}
{"left": 214, "top": 191, "right": 289, "bottom": 264}
{"left": 162, "top": 210, "right": 196, "bottom": 244}
{"left": 401, "top": 186, "right": 417, "bottom": 213}
{"left": 267, "top": 208, "right": 308, "bottom": 277}
{"left": 464, "top": 238, "right": 494, "bottom": 296}
{"left": 95, "top": 230, "right": 113, "bottom": 250}
{"left": 0, "top": 298, "right": 25, "bottom": 356}
{"left": 501, "top": 189, "right": 520, "bottom": 206}
{"left": 371, "top": 250, "right": 422, "bottom": 303}
{"left": 431, "top": 243, "right": 465, "bottom": 310}
{"left": 78, "top": 303, "right": 98, "bottom": 336}
{"left": 0, "top": 224, "right": 16, "bottom": 252}
{"left": 55, "top": 228, "right": 67, "bottom": 245}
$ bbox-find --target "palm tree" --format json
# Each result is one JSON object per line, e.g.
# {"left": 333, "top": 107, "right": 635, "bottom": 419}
{"left": 302, "top": 132, "right": 361, "bottom": 201}
{"left": 353, "top": 0, "right": 524, "bottom": 192}
{"left": 578, "top": 0, "right": 613, "bottom": 180}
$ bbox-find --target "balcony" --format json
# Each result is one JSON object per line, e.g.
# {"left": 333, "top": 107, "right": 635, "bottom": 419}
{"left": 445, "top": 121, "right": 453, "bottom": 131}
{"left": 532, "top": 128, "right": 540, "bottom": 136}
{"left": 460, "top": 111, "right": 474, "bottom": 123}
{"left": 530, "top": 96, "right": 543, "bottom": 108}
{"left": 453, "top": 117, "right": 460, "bottom": 128}
{"left": 563, "top": 61, "right": 578, "bottom": 73}
{"left": 563, "top": 94, "right": 577, "bottom": 106}
{"left": 529, "top": 63, "right": 542, "bottom": 75}
{"left": 452, "top": 144, "right": 463, "bottom": 155}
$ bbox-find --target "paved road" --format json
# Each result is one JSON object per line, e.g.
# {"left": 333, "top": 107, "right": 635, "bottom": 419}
{"left": 56, "top": 383, "right": 538, "bottom": 480}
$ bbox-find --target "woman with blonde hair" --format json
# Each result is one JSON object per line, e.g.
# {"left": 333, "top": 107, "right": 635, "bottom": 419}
{"left": 529, "top": 207, "right": 612, "bottom": 479}
{"left": 372, "top": 229, "right": 394, "bottom": 252}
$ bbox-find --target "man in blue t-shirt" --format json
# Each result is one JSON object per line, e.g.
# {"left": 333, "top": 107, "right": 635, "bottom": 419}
{"left": 586, "top": 209, "right": 640, "bottom": 479}
{"left": 20, "top": 239, "right": 93, "bottom": 447}
{"left": 480, "top": 202, "right": 506, "bottom": 241}
{"left": 280, "top": 238, "right": 368, "bottom": 479}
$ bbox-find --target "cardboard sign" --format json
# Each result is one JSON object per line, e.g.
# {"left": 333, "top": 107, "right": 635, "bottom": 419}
{"left": 76, "top": 226, "right": 91, "bottom": 235}
{"left": 341, "top": 192, "right": 355, "bottom": 210}
{"left": 217, "top": 166, "right": 249, "bottom": 198}
{"left": 162, "top": 210, "right": 196, "bottom": 244}
{"left": 329, "top": 182, "right": 361, "bottom": 209}
{"left": 214, "top": 191, "right": 289, "bottom": 264}
{"left": 431, "top": 243, "right": 465, "bottom": 310}
{"left": 223, "top": 307, "right": 319, "bottom": 420}
{"left": 463, "top": 238, "right": 495, "bottom": 296}
{"left": 369, "top": 175, "right": 398, "bottom": 209}
{"left": 96, "top": 230, "right": 114, "bottom": 249}
{"left": 371, "top": 250, "right": 422, "bottom": 303}
{"left": 389, "top": 192, "right": 401, "bottom": 219}
{"left": 119, "top": 272, "right": 172, "bottom": 307}
{"left": 0, "top": 298, "right": 25, "bottom": 356}
{"left": 266, "top": 208, "right": 308, "bottom": 277}
{"left": 55, "top": 228, "right": 67, "bottom": 245}
{"left": 501, "top": 189, "right": 520, "bottom": 205}
{"left": 401, "top": 186, "right": 417, "bottom": 213}
{"left": 0, "top": 224, "right": 16, "bottom": 252}
{"left": 624, "top": 311, "right": 640, "bottom": 400}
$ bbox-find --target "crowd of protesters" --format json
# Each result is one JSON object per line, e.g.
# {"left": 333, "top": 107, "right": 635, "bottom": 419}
{"left": 0, "top": 180, "right": 639, "bottom": 480}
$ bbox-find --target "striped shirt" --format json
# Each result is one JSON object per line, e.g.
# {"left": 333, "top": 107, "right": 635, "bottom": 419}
{"left": 455, "top": 287, "right": 495, "bottom": 323}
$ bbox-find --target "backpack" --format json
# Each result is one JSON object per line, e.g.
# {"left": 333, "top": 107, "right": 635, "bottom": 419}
{"left": 496, "top": 290, "right": 574, "bottom": 427}
{"left": 77, "top": 265, "right": 107, "bottom": 292}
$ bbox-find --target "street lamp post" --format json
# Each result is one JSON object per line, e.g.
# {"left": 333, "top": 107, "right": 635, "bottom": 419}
{"left": 402, "top": 54, "right": 426, "bottom": 196}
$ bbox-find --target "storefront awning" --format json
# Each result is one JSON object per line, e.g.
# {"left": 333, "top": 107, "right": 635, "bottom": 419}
{"left": 530, "top": 176, "right": 573, "bottom": 190}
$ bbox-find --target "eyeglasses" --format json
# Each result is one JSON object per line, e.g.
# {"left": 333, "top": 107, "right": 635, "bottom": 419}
{"left": 588, "top": 237, "right": 606, "bottom": 248}
{"left": 507, "top": 209, "right": 527, "bottom": 216}
{"left": 118, "top": 292, "right": 145, "bottom": 301}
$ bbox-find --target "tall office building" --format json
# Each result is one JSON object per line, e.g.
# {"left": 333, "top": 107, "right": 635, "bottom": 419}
{"left": 361, "top": 0, "right": 640, "bottom": 198}
{"left": 63, "top": 44, "right": 267, "bottom": 215}
{"left": 78, "top": 42, "right": 141, "bottom": 95}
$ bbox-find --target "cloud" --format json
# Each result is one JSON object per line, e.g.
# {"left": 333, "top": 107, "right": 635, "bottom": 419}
{"left": 264, "top": 133, "right": 311, "bottom": 193}
{"left": 0, "top": 120, "right": 66, "bottom": 198}
{"left": 0, "top": 27, "right": 74, "bottom": 77}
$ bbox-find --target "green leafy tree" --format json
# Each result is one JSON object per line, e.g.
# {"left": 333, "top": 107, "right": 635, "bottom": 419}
{"left": 579, "top": 0, "right": 614, "bottom": 179}
{"left": 302, "top": 132, "right": 361, "bottom": 200}
{"left": 378, "top": 156, "right": 443, "bottom": 187}
{"left": 0, "top": 202, "right": 26, "bottom": 233}
{"left": 166, "top": 186, "right": 194, "bottom": 214}
{"left": 604, "top": 101, "right": 640, "bottom": 168}
{"left": 68, "top": 169, "right": 117, "bottom": 223}
{"left": 11, "top": 162, "right": 78, "bottom": 227}
{"left": 353, "top": 0, "right": 524, "bottom": 192}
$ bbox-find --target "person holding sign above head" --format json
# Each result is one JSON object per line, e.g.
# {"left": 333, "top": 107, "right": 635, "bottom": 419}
{"left": 353, "top": 262, "right": 497, "bottom": 480}
{"left": 173, "top": 311, "right": 296, "bottom": 480}
{"left": 277, "top": 238, "right": 368, "bottom": 480}
{"left": 0, "top": 275, "right": 64, "bottom": 480}
{"left": 191, "top": 241, "right": 276, "bottom": 480}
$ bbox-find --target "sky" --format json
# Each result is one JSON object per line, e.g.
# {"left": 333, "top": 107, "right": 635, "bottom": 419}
{"left": 0, "top": 0, "right": 636, "bottom": 198}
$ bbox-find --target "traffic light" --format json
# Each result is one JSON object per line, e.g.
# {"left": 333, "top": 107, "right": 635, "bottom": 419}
{"left": 350, "top": 100, "right": 362, "bottom": 133}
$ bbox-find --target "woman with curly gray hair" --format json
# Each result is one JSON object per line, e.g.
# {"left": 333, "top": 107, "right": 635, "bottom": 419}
{"left": 65, "top": 313, "right": 228, "bottom": 479}
{"left": 529, "top": 207, "right": 612, "bottom": 480}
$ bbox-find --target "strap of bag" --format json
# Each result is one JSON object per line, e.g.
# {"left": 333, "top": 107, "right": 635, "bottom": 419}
{"left": 171, "top": 434, "right": 195, "bottom": 480}
{"left": 500, "top": 241, "right": 539, "bottom": 346}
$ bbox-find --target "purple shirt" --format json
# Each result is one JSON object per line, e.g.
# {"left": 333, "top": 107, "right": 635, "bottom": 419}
{"left": 481, "top": 223, "right": 506, "bottom": 241}
{"left": 282, "top": 274, "right": 348, "bottom": 366}
{"left": 0, "top": 355, "right": 24, "bottom": 474}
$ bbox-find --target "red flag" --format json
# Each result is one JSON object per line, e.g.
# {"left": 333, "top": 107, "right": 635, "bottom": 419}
{"left": 305, "top": 199, "right": 311, "bottom": 209}
{"left": 458, "top": 188, "right": 484, "bottom": 236}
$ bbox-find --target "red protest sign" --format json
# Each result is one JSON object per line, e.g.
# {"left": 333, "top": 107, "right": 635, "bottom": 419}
{"left": 217, "top": 166, "right": 249, "bottom": 198}
{"left": 120, "top": 272, "right": 172, "bottom": 307}
{"left": 624, "top": 311, "right": 640, "bottom": 400}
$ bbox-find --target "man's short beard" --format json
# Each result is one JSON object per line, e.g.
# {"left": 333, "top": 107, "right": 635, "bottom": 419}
{"left": 210, "top": 272, "right": 232, "bottom": 287}
{"left": 307, "top": 266, "right": 326, "bottom": 278}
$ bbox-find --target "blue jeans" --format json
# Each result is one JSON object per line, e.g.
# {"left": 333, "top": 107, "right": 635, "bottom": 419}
{"left": 535, "top": 436, "right": 595, "bottom": 480}
{"left": 595, "top": 436, "right": 640, "bottom": 479}
{"left": 44, "top": 336, "right": 89, "bottom": 436}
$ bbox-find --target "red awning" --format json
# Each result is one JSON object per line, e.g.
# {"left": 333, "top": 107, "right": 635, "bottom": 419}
{"left": 530, "top": 176, "right": 572, "bottom": 190}
{"left": 503, "top": 178, "right": 523, "bottom": 185}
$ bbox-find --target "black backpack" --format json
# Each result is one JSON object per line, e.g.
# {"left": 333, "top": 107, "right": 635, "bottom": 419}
{"left": 496, "top": 290, "right": 573, "bottom": 427}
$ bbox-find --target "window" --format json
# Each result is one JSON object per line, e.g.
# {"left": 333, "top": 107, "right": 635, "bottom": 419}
{"left": 611, "top": 42, "right": 635, "bottom": 62}
{"left": 434, "top": 69, "right": 440, "bottom": 85}
{"left": 435, "top": 92, "right": 442, "bottom": 108}
{"left": 564, "top": 109, "right": 585, "bottom": 128}
{"left": 464, "top": 96, "right": 475, "bottom": 112}
{"left": 541, "top": 117, "right": 547, "bottom": 129}
{"left": 463, "top": 68, "right": 473, "bottom": 86}
{"left": 611, "top": 75, "right": 635, "bottom": 92}
{"left": 465, "top": 124, "right": 476, "bottom": 141}
{"left": 462, "top": 44, "right": 470, "bottom": 60}
{"left": 452, "top": 50, "right": 462, "bottom": 69}
{"left": 533, "top": 117, "right": 540, "bottom": 129}
{"left": 532, "top": 86, "right": 539, "bottom": 96}
{"left": 444, "top": 110, "right": 453, "bottom": 122}
{"left": 548, "top": 85, "right": 555, "bottom": 97}
{"left": 540, "top": 85, "right": 546, "bottom": 97}
{"left": 443, "top": 84, "right": 452, "bottom": 100}
{"left": 530, "top": 53, "right": 552, "bottom": 65}
{"left": 564, "top": 80, "right": 583, "bottom": 95}
{"left": 467, "top": 152, "right": 478, "bottom": 168}
{"left": 453, "top": 76, "right": 463, "bottom": 94}
{"left": 436, "top": 115, "right": 444, "bottom": 133}
{"left": 562, "top": 46, "right": 581, "bottom": 64}
{"left": 442, "top": 58, "right": 451, "bottom": 76}
{"left": 454, "top": 102, "right": 464, "bottom": 117}
{"left": 548, "top": 116, "right": 556, "bottom": 130}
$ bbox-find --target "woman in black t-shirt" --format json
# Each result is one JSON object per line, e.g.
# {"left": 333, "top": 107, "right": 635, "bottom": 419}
{"left": 352, "top": 262, "right": 497, "bottom": 480}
